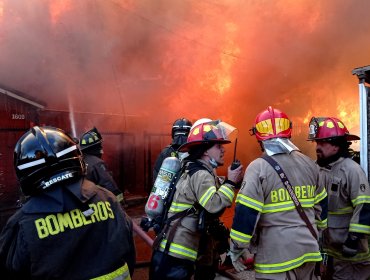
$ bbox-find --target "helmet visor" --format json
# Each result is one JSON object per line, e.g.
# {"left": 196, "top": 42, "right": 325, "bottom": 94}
{"left": 213, "top": 121, "right": 238, "bottom": 142}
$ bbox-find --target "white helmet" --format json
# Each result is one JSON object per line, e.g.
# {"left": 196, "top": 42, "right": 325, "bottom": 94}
{"left": 190, "top": 118, "right": 212, "bottom": 131}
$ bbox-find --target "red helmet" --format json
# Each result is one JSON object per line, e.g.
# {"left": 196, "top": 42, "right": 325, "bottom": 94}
{"left": 178, "top": 120, "right": 237, "bottom": 152}
{"left": 251, "top": 106, "right": 292, "bottom": 141}
{"left": 308, "top": 117, "right": 360, "bottom": 141}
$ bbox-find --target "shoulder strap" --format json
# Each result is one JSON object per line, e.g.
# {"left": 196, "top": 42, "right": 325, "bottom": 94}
{"left": 261, "top": 155, "right": 318, "bottom": 240}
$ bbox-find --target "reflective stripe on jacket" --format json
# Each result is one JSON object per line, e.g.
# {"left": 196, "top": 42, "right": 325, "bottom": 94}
{"left": 231, "top": 151, "right": 328, "bottom": 274}
{"left": 91, "top": 263, "right": 131, "bottom": 280}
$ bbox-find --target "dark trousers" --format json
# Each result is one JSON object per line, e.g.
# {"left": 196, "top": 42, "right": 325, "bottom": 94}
{"left": 149, "top": 250, "right": 195, "bottom": 280}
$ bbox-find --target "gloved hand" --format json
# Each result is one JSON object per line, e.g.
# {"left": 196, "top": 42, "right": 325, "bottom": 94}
{"left": 342, "top": 232, "right": 362, "bottom": 257}
{"left": 227, "top": 241, "right": 247, "bottom": 272}
{"left": 228, "top": 249, "right": 247, "bottom": 272}
{"left": 227, "top": 164, "right": 244, "bottom": 185}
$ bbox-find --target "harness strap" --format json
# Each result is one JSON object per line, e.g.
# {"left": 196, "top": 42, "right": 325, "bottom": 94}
{"left": 153, "top": 206, "right": 197, "bottom": 251}
{"left": 261, "top": 155, "right": 318, "bottom": 240}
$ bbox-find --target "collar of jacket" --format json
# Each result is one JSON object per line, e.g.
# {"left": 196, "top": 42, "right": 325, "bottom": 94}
{"left": 21, "top": 179, "right": 97, "bottom": 214}
{"left": 262, "top": 138, "right": 300, "bottom": 156}
{"left": 318, "top": 156, "right": 345, "bottom": 170}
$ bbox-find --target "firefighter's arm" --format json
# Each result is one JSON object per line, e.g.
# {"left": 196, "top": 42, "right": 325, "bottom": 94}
{"left": 347, "top": 165, "right": 370, "bottom": 235}
{"left": 230, "top": 163, "right": 263, "bottom": 249}
{"left": 342, "top": 165, "right": 370, "bottom": 257}
{"left": 193, "top": 168, "right": 240, "bottom": 213}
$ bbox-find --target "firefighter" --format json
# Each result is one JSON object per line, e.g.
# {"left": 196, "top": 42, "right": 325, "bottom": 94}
{"left": 149, "top": 120, "right": 244, "bottom": 280}
{"left": 229, "top": 106, "right": 328, "bottom": 280}
{"left": 308, "top": 116, "right": 370, "bottom": 280}
{"left": 0, "top": 126, "right": 135, "bottom": 279}
{"left": 152, "top": 118, "right": 193, "bottom": 183}
{"left": 80, "top": 127, "right": 126, "bottom": 206}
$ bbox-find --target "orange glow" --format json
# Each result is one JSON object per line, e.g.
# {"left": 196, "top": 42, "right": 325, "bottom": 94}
{"left": 302, "top": 110, "right": 313, "bottom": 125}
{"left": 199, "top": 22, "right": 240, "bottom": 96}
{"left": 49, "top": 0, "right": 72, "bottom": 26}
{"left": 0, "top": 1, "right": 3, "bottom": 25}
{"left": 336, "top": 100, "right": 359, "bottom": 131}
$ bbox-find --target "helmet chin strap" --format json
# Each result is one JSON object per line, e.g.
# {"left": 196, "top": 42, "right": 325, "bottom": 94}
{"left": 209, "top": 157, "right": 218, "bottom": 168}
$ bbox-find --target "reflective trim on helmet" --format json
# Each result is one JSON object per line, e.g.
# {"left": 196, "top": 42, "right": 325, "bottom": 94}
{"left": 56, "top": 145, "right": 77, "bottom": 158}
{"left": 17, "top": 158, "right": 46, "bottom": 170}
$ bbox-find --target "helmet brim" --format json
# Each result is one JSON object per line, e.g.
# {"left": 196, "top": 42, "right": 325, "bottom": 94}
{"left": 178, "top": 140, "right": 231, "bottom": 152}
{"left": 308, "top": 134, "right": 360, "bottom": 142}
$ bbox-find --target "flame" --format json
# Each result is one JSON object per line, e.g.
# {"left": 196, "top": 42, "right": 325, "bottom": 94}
{"left": 199, "top": 22, "right": 240, "bottom": 96}
{"left": 302, "top": 110, "right": 313, "bottom": 124}
{"left": 49, "top": 0, "right": 72, "bottom": 26}
{"left": 336, "top": 99, "right": 359, "bottom": 131}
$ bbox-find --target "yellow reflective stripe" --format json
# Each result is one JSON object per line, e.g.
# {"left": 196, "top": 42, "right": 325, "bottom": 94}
{"left": 160, "top": 239, "right": 197, "bottom": 261}
{"left": 199, "top": 186, "right": 216, "bottom": 207}
{"left": 254, "top": 252, "right": 321, "bottom": 274}
{"left": 314, "top": 188, "right": 327, "bottom": 204}
{"left": 325, "top": 248, "right": 370, "bottom": 261}
{"left": 352, "top": 195, "right": 370, "bottom": 206}
{"left": 90, "top": 263, "right": 131, "bottom": 280}
{"left": 262, "top": 198, "right": 314, "bottom": 213}
{"left": 316, "top": 218, "right": 327, "bottom": 229}
{"left": 329, "top": 206, "right": 353, "bottom": 215}
{"left": 230, "top": 228, "right": 252, "bottom": 243}
{"left": 349, "top": 223, "right": 370, "bottom": 234}
{"left": 169, "top": 202, "right": 192, "bottom": 213}
{"left": 236, "top": 194, "right": 263, "bottom": 212}
{"left": 116, "top": 193, "right": 124, "bottom": 203}
{"left": 219, "top": 185, "right": 234, "bottom": 202}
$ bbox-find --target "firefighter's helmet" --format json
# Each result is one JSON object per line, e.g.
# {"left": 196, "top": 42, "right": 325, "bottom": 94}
{"left": 178, "top": 120, "right": 237, "bottom": 152}
{"left": 14, "top": 126, "right": 86, "bottom": 196}
{"left": 80, "top": 127, "right": 103, "bottom": 154}
{"left": 308, "top": 117, "right": 360, "bottom": 141}
{"left": 190, "top": 118, "right": 212, "bottom": 131}
{"left": 251, "top": 106, "right": 292, "bottom": 141}
{"left": 172, "top": 118, "right": 193, "bottom": 138}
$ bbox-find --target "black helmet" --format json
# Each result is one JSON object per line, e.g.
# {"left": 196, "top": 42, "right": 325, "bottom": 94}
{"left": 171, "top": 118, "right": 193, "bottom": 147}
{"left": 172, "top": 118, "right": 192, "bottom": 138}
{"left": 14, "top": 126, "right": 86, "bottom": 196}
{"left": 79, "top": 127, "right": 103, "bottom": 156}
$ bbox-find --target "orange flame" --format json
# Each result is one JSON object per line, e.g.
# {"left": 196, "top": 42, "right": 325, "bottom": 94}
{"left": 199, "top": 22, "right": 240, "bottom": 96}
{"left": 336, "top": 99, "right": 359, "bottom": 131}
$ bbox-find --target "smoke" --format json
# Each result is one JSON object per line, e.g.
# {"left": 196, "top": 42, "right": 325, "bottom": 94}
{"left": 0, "top": 0, "right": 369, "bottom": 162}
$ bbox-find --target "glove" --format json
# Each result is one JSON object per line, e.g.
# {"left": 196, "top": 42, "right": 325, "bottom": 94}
{"left": 227, "top": 248, "right": 247, "bottom": 272}
{"left": 228, "top": 240, "right": 249, "bottom": 272}
{"left": 227, "top": 164, "right": 244, "bottom": 185}
{"left": 342, "top": 232, "right": 362, "bottom": 257}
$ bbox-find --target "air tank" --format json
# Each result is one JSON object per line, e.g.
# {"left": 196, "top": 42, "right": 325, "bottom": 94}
{"left": 144, "top": 156, "right": 181, "bottom": 221}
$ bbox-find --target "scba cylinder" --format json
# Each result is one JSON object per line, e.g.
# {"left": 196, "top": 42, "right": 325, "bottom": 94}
{"left": 145, "top": 156, "right": 181, "bottom": 221}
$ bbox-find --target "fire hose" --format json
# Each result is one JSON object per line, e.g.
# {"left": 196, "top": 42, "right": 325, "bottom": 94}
{"left": 132, "top": 221, "right": 154, "bottom": 247}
